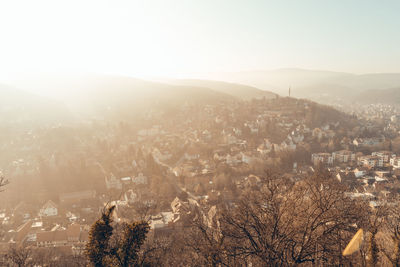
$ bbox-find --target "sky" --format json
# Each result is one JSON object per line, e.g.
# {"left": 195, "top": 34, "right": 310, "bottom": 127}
{"left": 0, "top": 0, "right": 399, "bottom": 81}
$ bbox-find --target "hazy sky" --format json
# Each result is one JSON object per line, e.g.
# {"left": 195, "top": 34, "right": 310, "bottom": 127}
{"left": 0, "top": 0, "right": 399, "bottom": 80}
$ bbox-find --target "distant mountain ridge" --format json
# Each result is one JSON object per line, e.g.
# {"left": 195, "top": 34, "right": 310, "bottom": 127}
{"left": 188, "top": 68, "right": 400, "bottom": 105}
{"left": 5, "top": 70, "right": 400, "bottom": 124}
{"left": 170, "top": 79, "right": 277, "bottom": 100}
{"left": 5, "top": 74, "right": 271, "bottom": 121}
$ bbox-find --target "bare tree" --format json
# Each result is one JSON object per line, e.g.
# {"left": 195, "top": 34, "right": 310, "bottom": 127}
{"left": 365, "top": 207, "right": 387, "bottom": 267}
{"left": 5, "top": 245, "right": 32, "bottom": 267}
{"left": 0, "top": 174, "right": 9, "bottom": 192}
{"left": 30, "top": 247, "right": 59, "bottom": 267}
{"left": 186, "top": 211, "right": 231, "bottom": 267}
{"left": 380, "top": 203, "right": 400, "bottom": 267}
{"left": 215, "top": 171, "right": 366, "bottom": 266}
{"left": 137, "top": 235, "right": 175, "bottom": 266}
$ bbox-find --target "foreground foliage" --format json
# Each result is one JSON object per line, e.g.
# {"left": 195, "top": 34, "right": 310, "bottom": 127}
{"left": 85, "top": 205, "right": 150, "bottom": 267}
{"left": 4, "top": 170, "right": 400, "bottom": 266}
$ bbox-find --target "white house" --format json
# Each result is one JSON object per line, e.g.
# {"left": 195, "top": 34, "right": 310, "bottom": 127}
{"left": 390, "top": 157, "right": 400, "bottom": 169}
{"left": 372, "top": 151, "right": 394, "bottom": 163}
{"left": 353, "top": 168, "right": 367, "bottom": 178}
{"left": 332, "top": 150, "right": 356, "bottom": 163}
{"left": 39, "top": 200, "right": 58, "bottom": 217}
{"left": 105, "top": 173, "right": 122, "bottom": 190}
{"left": 124, "top": 190, "right": 138, "bottom": 204}
{"left": 311, "top": 153, "right": 333, "bottom": 166}
{"left": 358, "top": 155, "right": 383, "bottom": 168}
{"left": 132, "top": 173, "right": 148, "bottom": 185}
{"left": 226, "top": 154, "right": 242, "bottom": 166}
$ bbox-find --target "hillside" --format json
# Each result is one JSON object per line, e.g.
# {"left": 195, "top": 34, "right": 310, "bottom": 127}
{"left": 354, "top": 87, "right": 400, "bottom": 106}
{"left": 6, "top": 75, "right": 238, "bottom": 120}
{"left": 170, "top": 79, "right": 277, "bottom": 100}
{"left": 8, "top": 72, "right": 391, "bottom": 122}
{"left": 81, "top": 76, "right": 238, "bottom": 119}
{"left": 0, "top": 84, "right": 73, "bottom": 126}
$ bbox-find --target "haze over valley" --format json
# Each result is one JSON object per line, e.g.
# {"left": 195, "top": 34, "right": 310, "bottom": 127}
{"left": 1, "top": 1, "right": 400, "bottom": 266}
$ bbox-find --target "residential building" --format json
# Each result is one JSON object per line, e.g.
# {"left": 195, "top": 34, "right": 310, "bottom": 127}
{"left": 39, "top": 200, "right": 58, "bottom": 217}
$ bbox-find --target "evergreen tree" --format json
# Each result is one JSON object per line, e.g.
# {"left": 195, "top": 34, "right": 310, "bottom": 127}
{"left": 113, "top": 221, "right": 150, "bottom": 266}
{"left": 86, "top": 205, "right": 150, "bottom": 267}
{"left": 0, "top": 174, "right": 8, "bottom": 192}
{"left": 86, "top": 205, "right": 115, "bottom": 267}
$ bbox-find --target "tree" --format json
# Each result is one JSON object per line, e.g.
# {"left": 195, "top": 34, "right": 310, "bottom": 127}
{"left": 209, "top": 170, "right": 366, "bottom": 266}
{"left": 364, "top": 207, "right": 386, "bottom": 267}
{"left": 5, "top": 246, "right": 32, "bottom": 267}
{"left": 85, "top": 205, "right": 150, "bottom": 267}
{"left": 380, "top": 203, "right": 400, "bottom": 266}
{"left": 0, "top": 174, "right": 8, "bottom": 192}
{"left": 182, "top": 206, "right": 234, "bottom": 267}
{"left": 0, "top": 175, "right": 8, "bottom": 242}
{"left": 111, "top": 221, "right": 150, "bottom": 266}
{"left": 86, "top": 205, "right": 115, "bottom": 267}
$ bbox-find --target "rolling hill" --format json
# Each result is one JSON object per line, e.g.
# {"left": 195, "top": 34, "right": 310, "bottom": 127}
{"left": 6, "top": 74, "right": 240, "bottom": 120}
{"left": 8, "top": 70, "right": 400, "bottom": 123}
{"left": 196, "top": 68, "right": 400, "bottom": 104}
{"left": 0, "top": 83, "right": 73, "bottom": 126}
{"left": 169, "top": 79, "right": 277, "bottom": 100}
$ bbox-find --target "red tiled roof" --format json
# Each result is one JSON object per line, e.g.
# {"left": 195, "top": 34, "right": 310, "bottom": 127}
{"left": 79, "top": 231, "right": 89, "bottom": 242}
{"left": 36, "top": 230, "right": 67, "bottom": 243}
{"left": 42, "top": 200, "right": 58, "bottom": 209}
{"left": 15, "top": 220, "right": 32, "bottom": 243}
{"left": 54, "top": 230, "right": 67, "bottom": 242}
{"left": 36, "top": 231, "right": 53, "bottom": 243}
{"left": 66, "top": 224, "right": 80, "bottom": 240}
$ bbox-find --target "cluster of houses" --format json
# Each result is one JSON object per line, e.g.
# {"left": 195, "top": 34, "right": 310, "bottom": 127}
{"left": 0, "top": 199, "right": 91, "bottom": 256}
{"left": 311, "top": 150, "right": 397, "bottom": 169}
{"left": 311, "top": 150, "right": 357, "bottom": 166}
{"left": 2, "top": 97, "right": 400, "bottom": 260}
{"left": 309, "top": 148, "right": 400, "bottom": 210}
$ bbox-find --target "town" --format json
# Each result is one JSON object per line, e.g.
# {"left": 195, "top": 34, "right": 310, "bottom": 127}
{"left": 1, "top": 95, "right": 400, "bottom": 265}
